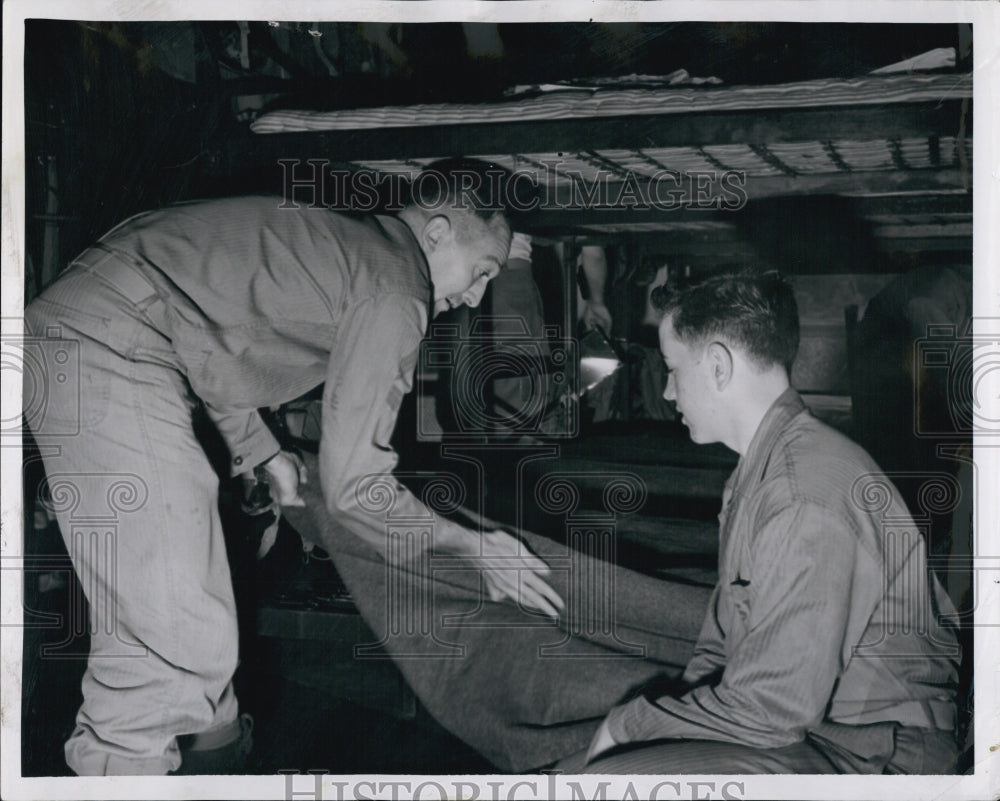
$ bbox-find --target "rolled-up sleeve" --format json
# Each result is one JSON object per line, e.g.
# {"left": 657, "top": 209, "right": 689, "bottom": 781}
{"left": 319, "top": 292, "right": 433, "bottom": 553}
{"left": 607, "top": 503, "right": 855, "bottom": 749}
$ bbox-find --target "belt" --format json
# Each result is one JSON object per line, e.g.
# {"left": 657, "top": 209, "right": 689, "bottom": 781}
{"left": 73, "top": 244, "right": 160, "bottom": 306}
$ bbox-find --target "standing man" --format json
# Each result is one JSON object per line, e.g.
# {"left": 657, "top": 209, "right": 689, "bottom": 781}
{"left": 574, "top": 271, "right": 960, "bottom": 774}
{"left": 25, "top": 159, "right": 561, "bottom": 775}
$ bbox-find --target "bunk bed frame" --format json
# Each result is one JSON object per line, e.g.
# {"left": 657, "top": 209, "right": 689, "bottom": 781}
{"left": 217, "top": 69, "right": 972, "bottom": 254}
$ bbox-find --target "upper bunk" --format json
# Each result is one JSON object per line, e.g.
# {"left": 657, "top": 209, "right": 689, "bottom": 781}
{"left": 212, "top": 45, "right": 972, "bottom": 266}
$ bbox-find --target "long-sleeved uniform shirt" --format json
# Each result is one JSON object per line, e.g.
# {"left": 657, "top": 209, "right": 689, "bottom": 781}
{"left": 95, "top": 196, "right": 435, "bottom": 552}
{"left": 606, "top": 389, "right": 959, "bottom": 761}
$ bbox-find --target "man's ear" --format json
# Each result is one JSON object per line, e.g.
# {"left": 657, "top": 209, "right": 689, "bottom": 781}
{"left": 422, "top": 215, "right": 452, "bottom": 252}
{"left": 707, "top": 341, "right": 734, "bottom": 390}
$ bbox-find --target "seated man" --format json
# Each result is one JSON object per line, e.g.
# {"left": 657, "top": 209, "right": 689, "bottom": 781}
{"left": 570, "top": 271, "right": 961, "bottom": 774}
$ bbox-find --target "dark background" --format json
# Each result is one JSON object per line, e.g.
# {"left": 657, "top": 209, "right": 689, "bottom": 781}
{"left": 23, "top": 20, "right": 966, "bottom": 300}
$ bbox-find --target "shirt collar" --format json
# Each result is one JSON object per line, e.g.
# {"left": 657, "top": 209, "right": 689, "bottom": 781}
{"left": 732, "top": 386, "right": 807, "bottom": 492}
{"left": 378, "top": 213, "right": 433, "bottom": 289}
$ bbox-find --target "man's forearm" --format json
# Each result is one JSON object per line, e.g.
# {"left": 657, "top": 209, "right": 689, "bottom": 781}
{"left": 580, "top": 246, "right": 608, "bottom": 304}
{"left": 604, "top": 689, "right": 807, "bottom": 751}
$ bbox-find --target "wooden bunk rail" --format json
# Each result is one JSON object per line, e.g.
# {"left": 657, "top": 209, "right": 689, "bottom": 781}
{"left": 526, "top": 188, "right": 971, "bottom": 230}
{"left": 219, "top": 99, "right": 970, "bottom": 171}
{"left": 531, "top": 169, "right": 969, "bottom": 218}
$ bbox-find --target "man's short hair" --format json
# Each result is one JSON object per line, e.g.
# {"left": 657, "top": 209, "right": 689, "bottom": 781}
{"left": 652, "top": 271, "right": 800, "bottom": 373}
{"left": 407, "top": 157, "right": 536, "bottom": 225}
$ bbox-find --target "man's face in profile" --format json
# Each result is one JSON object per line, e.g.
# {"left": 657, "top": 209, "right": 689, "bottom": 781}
{"left": 428, "top": 213, "right": 511, "bottom": 317}
{"left": 659, "top": 316, "right": 721, "bottom": 445}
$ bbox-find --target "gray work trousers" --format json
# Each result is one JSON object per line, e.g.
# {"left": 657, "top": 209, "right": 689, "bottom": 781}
{"left": 556, "top": 723, "right": 958, "bottom": 774}
{"left": 25, "top": 252, "right": 241, "bottom": 775}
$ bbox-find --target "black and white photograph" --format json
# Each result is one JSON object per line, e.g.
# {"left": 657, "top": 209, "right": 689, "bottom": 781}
{"left": 2, "top": 2, "right": 998, "bottom": 800}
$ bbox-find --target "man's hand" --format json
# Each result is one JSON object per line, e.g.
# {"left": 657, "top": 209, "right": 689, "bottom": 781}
{"left": 585, "top": 716, "right": 619, "bottom": 765}
{"left": 473, "top": 529, "right": 565, "bottom": 619}
{"left": 260, "top": 450, "right": 308, "bottom": 507}
{"left": 581, "top": 300, "right": 613, "bottom": 333}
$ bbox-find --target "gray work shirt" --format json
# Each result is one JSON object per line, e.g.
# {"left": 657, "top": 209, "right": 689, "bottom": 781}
{"left": 607, "top": 389, "right": 959, "bottom": 762}
{"left": 94, "top": 196, "right": 433, "bottom": 551}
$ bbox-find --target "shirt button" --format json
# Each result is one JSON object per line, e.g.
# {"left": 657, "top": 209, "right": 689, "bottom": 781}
{"left": 234, "top": 456, "right": 244, "bottom": 466}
